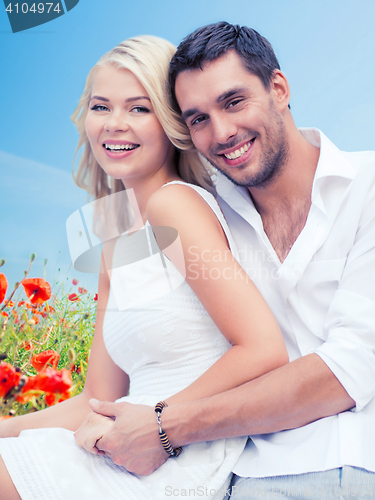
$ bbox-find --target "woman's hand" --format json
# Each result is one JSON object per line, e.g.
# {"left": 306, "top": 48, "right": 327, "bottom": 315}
{"left": 89, "top": 399, "right": 168, "bottom": 474}
{"left": 74, "top": 410, "right": 115, "bottom": 456}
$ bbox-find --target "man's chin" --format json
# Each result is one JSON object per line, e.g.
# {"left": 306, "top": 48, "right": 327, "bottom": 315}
{"left": 214, "top": 166, "right": 248, "bottom": 187}
{"left": 203, "top": 154, "right": 256, "bottom": 187}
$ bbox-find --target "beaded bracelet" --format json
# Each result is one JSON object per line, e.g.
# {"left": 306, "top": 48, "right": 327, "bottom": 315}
{"left": 154, "top": 401, "right": 183, "bottom": 457}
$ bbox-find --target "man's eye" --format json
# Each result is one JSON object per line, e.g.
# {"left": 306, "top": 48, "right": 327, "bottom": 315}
{"left": 227, "top": 99, "right": 243, "bottom": 108}
{"left": 191, "top": 115, "right": 207, "bottom": 126}
{"left": 90, "top": 104, "right": 109, "bottom": 111}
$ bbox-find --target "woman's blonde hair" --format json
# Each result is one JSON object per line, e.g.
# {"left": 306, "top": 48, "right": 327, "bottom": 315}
{"left": 71, "top": 35, "right": 214, "bottom": 201}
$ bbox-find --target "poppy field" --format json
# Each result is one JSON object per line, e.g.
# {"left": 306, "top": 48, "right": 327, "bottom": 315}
{"left": 0, "top": 255, "right": 96, "bottom": 419}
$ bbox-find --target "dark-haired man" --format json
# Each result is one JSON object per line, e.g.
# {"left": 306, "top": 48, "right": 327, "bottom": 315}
{"left": 91, "top": 22, "right": 375, "bottom": 498}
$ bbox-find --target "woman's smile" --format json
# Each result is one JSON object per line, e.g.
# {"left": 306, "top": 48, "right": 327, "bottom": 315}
{"left": 85, "top": 64, "right": 175, "bottom": 186}
{"left": 102, "top": 140, "right": 140, "bottom": 159}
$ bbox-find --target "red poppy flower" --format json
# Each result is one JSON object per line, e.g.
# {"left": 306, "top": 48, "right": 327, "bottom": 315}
{"left": 72, "top": 279, "right": 79, "bottom": 285}
{"left": 16, "top": 375, "right": 38, "bottom": 403}
{"left": 6, "top": 300, "right": 14, "bottom": 308}
{"left": 44, "top": 392, "right": 56, "bottom": 406}
{"left": 58, "top": 391, "right": 70, "bottom": 402}
{"left": 68, "top": 293, "right": 80, "bottom": 302}
{"left": 31, "top": 350, "right": 60, "bottom": 372}
{"left": 0, "top": 362, "right": 22, "bottom": 398}
{"left": 1, "top": 311, "right": 8, "bottom": 318}
{"left": 71, "top": 364, "right": 82, "bottom": 374}
{"left": 45, "top": 390, "right": 70, "bottom": 406}
{"left": 20, "top": 375, "right": 37, "bottom": 392}
{"left": 93, "top": 293, "right": 98, "bottom": 301}
{"left": 35, "top": 368, "right": 72, "bottom": 394}
{"left": 43, "top": 304, "right": 55, "bottom": 315}
{"left": 32, "top": 315, "right": 40, "bottom": 325}
{"left": 22, "top": 278, "right": 51, "bottom": 305}
{"left": 0, "top": 274, "right": 8, "bottom": 304}
{"left": 18, "top": 301, "right": 25, "bottom": 307}
{"left": 22, "top": 341, "right": 33, "bottom": 351}
{"left": 78, "top": 287, "right": 87, "bottom": 294}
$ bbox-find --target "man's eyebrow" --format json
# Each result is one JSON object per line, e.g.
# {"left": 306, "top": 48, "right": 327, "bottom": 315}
{"left": 217, "top": 87, "right": 247, "bottom": 103}
{"left": 89, "top": 96, "right": 151, "bottom": 103}
{"left": 181, "top": 108, "right": 199, "bottom": 122}
{"left": 180, "top": 87, "right": 247, "bottom": 122}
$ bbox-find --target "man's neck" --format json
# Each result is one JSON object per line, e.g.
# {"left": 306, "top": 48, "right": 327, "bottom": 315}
{"left": 249, "top": 127, "right": 320, "bottom": 262}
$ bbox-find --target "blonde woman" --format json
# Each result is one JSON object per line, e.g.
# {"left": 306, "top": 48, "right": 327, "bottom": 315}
{"left": 0, "top": 35, "right": 288, "bottom": 500}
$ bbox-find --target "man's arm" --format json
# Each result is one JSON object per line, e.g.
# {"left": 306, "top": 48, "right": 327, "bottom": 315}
{"left": 93, "top": 164, "right": 375, "bottom": 474}
{"left": 164, "top": 353, "right": 354, "bottom": 445}
{"left": 91, "top": 353, "right": 354, "bottom": 474}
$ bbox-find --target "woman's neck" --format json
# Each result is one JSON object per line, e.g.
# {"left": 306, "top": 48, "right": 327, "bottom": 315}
{"left": 122, "top": 170, "right": 182, "bottom": 231}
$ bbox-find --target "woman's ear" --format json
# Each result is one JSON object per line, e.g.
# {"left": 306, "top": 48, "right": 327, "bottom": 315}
{"left": 271, "top": 70, "right": 290, "bottom": 112}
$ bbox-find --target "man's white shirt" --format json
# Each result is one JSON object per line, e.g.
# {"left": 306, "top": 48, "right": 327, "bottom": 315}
{"left": 215, "top": 128, "right": 375, "bottom": 477}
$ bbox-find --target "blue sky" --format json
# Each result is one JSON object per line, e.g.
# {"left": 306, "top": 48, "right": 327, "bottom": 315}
{"left": 0, "top": 0, "right": 374, "bottom": 292}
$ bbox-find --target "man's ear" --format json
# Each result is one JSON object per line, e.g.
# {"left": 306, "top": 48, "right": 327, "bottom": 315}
{"left": 271, "top": 70, "right": 290, "bottom": 112}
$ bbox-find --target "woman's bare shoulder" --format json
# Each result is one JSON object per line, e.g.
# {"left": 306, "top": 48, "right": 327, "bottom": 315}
{"left": 146, "top": 183, "right": 220, "bottom": 230}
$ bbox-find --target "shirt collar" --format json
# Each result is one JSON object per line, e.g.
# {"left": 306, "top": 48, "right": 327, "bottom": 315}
{"left": 300, "top": 127, "right": 356, "bottom": 182}
{"left": 215, "top": 128, "right": 357, "bottom": 218}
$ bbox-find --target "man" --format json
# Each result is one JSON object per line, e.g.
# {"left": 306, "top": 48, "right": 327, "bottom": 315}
{"left": 91, "top": 22, "right": 375, "bottom": 498}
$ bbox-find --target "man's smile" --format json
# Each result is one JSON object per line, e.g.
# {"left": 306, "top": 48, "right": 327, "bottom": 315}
{"left": 220, "top": 138, "right": 255, "bottom": 160}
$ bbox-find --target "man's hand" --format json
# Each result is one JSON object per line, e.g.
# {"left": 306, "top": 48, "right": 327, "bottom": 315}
{"left": 89, "top": 399, "right": 169, "bottom": 475}
{"left": 74, "top": 410, "right": 115, "bottom": 456}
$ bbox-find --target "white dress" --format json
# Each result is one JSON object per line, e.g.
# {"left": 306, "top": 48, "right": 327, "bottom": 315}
{"left": 0, "top": 182, "right": 247, "bottom": 500}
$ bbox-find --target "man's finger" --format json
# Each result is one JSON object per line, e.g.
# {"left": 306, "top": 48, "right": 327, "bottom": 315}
{"left": 89, "top": 398, "right": 118, "bottom": 417}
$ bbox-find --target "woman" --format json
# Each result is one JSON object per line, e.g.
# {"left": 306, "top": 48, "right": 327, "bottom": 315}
{"left": 0, "top": 35, "right": 288, "bottom": 500}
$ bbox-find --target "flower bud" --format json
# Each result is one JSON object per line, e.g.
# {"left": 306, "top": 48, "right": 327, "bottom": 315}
{"left": 68, "top": 348, "right": 76, "bottom": 363}
{"left": 30, "top": 253, "right": 36, "bottom": 262}
{"left": 0, "top": 259, "right": 5, "bottom": 267}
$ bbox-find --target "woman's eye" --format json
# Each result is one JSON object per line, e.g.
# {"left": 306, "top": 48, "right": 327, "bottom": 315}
{"left": 90, "top": 104, "right": 109, "bottom": 111}
{"left": 132, "top": 106, "right": 150, "bottom": 113}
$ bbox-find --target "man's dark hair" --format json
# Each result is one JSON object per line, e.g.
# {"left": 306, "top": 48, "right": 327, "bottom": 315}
{"left": 169, "top": 21, "right": 281, "bottom": 111}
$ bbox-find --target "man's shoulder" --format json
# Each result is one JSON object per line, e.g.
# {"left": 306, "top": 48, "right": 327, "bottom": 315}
{"left": 342, "top": 150, "right": 375, "bottom": 189}
{"left": 341, "top": 149, "right": 375, "bottom": 167}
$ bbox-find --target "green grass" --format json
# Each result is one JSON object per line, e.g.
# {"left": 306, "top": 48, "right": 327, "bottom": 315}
{"left": 0, "top": 258, "right": 96, "bottom": 417}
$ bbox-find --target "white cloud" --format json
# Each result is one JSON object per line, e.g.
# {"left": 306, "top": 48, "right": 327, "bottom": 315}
{"left": 0, "top": 151, "right": 95, "bottom": 290}
{"left": 0, "top": 150, "right": 88, "bottom": 209}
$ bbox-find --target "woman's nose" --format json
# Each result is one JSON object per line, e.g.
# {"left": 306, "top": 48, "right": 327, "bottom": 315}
{"left": 104, "top": 112, "right": 130, "bottom": 133}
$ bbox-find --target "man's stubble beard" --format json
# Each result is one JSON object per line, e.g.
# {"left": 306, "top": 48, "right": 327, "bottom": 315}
{"left": 203, "top": 102, "right": 290, "bottom": 189}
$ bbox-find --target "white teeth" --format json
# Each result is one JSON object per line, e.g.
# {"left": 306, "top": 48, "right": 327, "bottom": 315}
{"left": 104, "top": 144, "right": 137, "bottom": 151}
{"left": 223, "top": 139, "right": 253, "bottom": 160}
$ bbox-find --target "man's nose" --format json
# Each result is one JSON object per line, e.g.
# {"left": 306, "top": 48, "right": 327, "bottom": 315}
{"left": 211, "top": 115, "right": 237, "bottom": 144}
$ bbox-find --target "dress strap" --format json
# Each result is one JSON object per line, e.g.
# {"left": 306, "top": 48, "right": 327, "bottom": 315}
{"left": 161, "top": 181, "right": 240, "bottom": 262}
